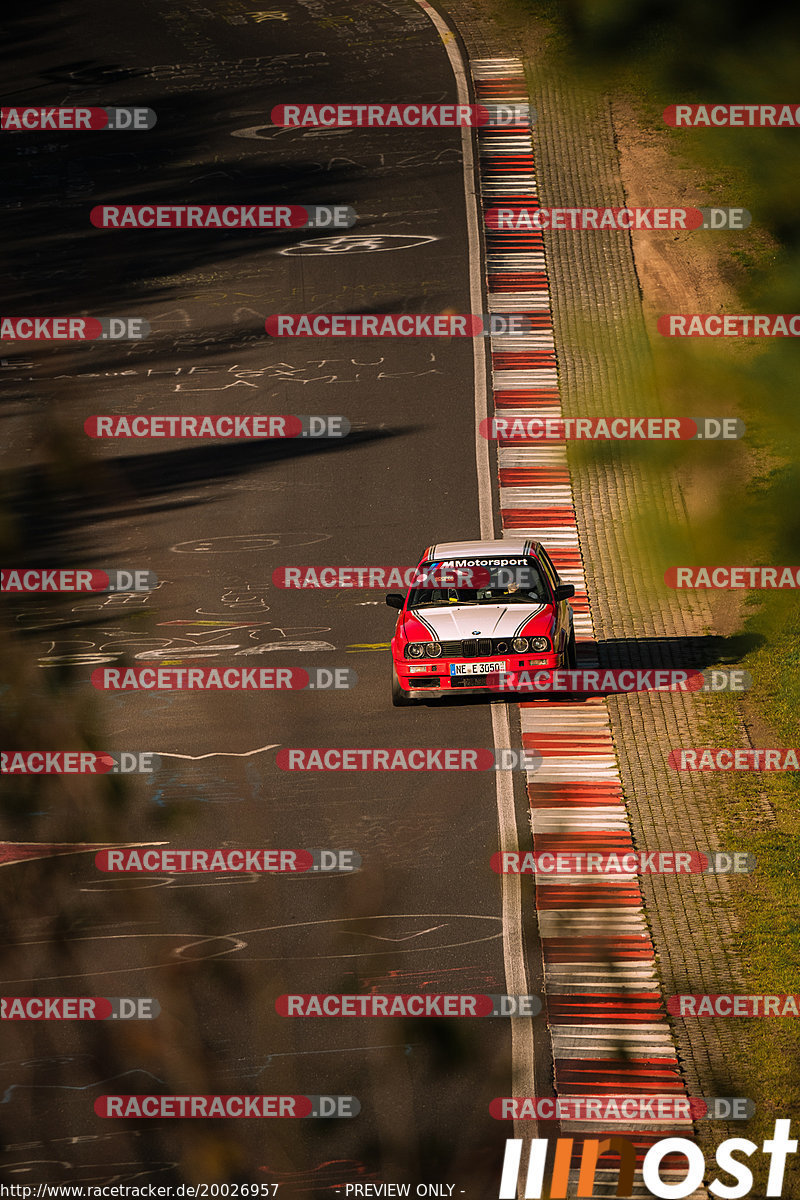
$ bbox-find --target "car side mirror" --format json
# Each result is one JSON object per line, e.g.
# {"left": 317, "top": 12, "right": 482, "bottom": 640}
{"left": 555, "top": 583, "right": 575, "bottom": 601}
{"left": 385, "top": 593, "right": 405, "bottom": 610}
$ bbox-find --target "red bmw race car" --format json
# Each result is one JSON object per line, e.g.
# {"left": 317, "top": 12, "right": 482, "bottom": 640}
{"left": 386, "top": 539, "right": 576, "bottom": 706}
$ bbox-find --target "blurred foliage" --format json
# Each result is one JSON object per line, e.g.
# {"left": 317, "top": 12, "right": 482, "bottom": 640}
{"left": 480, "top": 1, "right": 800, "bottom": 1186}
{"left": 506, "top": 0, "right": 800, "bottom": 568}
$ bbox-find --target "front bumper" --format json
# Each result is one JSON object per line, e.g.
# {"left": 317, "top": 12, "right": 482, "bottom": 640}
{"left": 394, "top": 651, "right": 563, "bottom": 694}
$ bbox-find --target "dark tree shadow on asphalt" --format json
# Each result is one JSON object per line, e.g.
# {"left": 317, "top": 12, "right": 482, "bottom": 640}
{"left": 597, "top": 631, "right": 765, "bottom": 670}
{"left": 415, "top": 629, "right": 765, "bottom": 708}
{"left": 1, "top": 425, "right": 417, "bottom": 563}
{"left": 0, "top": 0, "right": 501, "bottom": 1188}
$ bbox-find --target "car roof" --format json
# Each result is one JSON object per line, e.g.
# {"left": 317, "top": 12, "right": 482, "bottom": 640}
{"left": 422, "top": 539, "right": 542, "bottom": 561}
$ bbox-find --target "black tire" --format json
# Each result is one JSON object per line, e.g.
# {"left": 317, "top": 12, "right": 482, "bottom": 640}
{"left": 392, "top": 665, "right": 415, "bottom": 707}
{"left": 566, "top": 627, "right": 578, "bottom": 670}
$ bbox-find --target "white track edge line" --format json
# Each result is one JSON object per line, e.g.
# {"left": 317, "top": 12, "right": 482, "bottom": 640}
{"left": 411, "top": 2, "right": 538, "bottom": 1149}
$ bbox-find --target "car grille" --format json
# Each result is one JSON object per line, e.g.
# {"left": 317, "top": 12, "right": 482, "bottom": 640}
{"left": 439, "top": 638, "right": 513, "bottom": 658}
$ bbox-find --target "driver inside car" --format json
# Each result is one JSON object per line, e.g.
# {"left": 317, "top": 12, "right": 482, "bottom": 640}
{"left": 478, "top": 580, "right": 542, "bottom": 602}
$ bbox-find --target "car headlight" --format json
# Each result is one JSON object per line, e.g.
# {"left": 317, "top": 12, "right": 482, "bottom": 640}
{"left": 531, "top": 636, "right": 550, "bottom": 652}
{"left": 425, "top": 642, "right": 442, "bottom": 658}
{"left": 512, "top": 637, "right": 528, "bottom": 652}
{"left": 405, "top": 643, "right": 426, "bottom": 659}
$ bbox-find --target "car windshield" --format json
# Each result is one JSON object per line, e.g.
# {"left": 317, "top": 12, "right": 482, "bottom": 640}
{"left": 407, "top": 565, "right": 549, "bottom": 609}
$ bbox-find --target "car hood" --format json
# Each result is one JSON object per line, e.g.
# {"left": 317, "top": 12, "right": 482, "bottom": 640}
{"left": 408, "top": 603, "right": 549, "bottom": 640}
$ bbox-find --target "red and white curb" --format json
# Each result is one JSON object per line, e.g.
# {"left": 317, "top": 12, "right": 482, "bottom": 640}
{"left": 471, "top": 57, "right": 703, "bottom": 1195}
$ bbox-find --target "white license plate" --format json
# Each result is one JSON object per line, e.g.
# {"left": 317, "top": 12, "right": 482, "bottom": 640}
{"left": 450, "top": 661, "right": 505, "bottom": 676}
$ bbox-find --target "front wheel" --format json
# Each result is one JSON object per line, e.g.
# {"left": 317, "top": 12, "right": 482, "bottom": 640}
{"left": 566, "top": 627, "right": 578, "bottom": 670}
{"left": 392, "top": 665, "right": 415, "bottom": 707}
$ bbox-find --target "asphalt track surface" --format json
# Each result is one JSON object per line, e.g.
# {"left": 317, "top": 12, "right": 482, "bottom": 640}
{"left": 0, "top": 0, "right": 544, "bottom": 1191}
